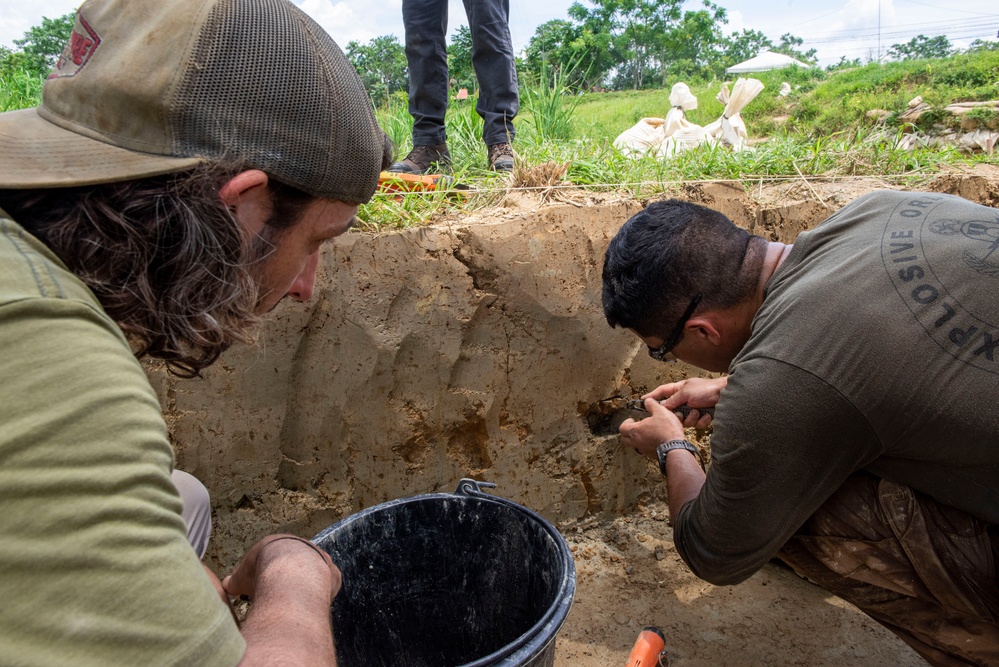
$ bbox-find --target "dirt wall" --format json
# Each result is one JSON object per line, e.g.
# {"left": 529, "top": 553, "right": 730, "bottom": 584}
{"left": 151, "top": 167, "right": 999, "bottom": 574}
{"left": 155, "top": 197, "right": 660, "bottom": 569}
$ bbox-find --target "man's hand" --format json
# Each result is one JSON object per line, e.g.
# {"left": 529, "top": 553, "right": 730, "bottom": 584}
{"left": 225, "top": 534, "right": 343, "bottom": 666}
{"left": 619, "top": 398, "right": 686, "bottom": 459}
{"left": 644, "top": 377, "right": 727, "bottom": 428}
{"left": 223, "top": 534, "right": 341, "bottom": 604}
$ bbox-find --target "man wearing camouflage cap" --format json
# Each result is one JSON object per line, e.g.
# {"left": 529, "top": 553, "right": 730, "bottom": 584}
{"left": 0, "top": 0, "right": 389, "bottom": 663}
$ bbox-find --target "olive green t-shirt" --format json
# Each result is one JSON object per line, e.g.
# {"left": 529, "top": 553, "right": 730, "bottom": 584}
{"left": 674, "top": 191, "right": 999, "bottom": 585}
{"left": 0, "top": 214, "right": 245, "bottom": 665}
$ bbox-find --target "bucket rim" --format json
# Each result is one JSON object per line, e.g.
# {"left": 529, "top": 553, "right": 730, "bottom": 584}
{"left": 311, "top": 479, "right": 576, "bottom": 667}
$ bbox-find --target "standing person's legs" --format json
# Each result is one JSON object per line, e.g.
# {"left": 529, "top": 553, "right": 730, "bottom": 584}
{"left": 463, "top": 0, "right": 518, "bottom": 146}
{"left": 778, "top": 473, "right": 999, "bottom": 667}
{"left": 402, "top": 0, "right": 450, "bottom": 146}
{"left": 171, "top": 469, "right": 212, "bottom": 559}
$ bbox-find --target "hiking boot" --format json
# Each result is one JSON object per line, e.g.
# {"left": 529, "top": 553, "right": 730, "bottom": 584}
{"left": 387, "top": 143, "right": 451, "bottom": 174}
{"left": 487, "top": 142, "right": 515, "bottom": 172}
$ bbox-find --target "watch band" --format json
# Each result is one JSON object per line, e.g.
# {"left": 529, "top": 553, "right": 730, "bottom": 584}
{"left": 656, "top": 439, "right": 705, "bottom": 475}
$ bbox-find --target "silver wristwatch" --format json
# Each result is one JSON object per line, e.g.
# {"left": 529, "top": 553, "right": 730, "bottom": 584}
{"left": 656, "top": 439, "right": 705, "bottom": 475}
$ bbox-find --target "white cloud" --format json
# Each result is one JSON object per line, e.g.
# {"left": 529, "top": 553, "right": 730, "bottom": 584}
{"left": 298, "top": 0, "right": 366, "bottom": 44}
{"left": 723, "top": 9, "right": 746, "bottom": 36}
{"left": 2, "top": 0, "right": 993, "bottom": 69}
{"left": 295, "top": 0, "right": 408, "bottom": 47}
{"left": 0, "top": 0, "right": 81, "bottom": 49}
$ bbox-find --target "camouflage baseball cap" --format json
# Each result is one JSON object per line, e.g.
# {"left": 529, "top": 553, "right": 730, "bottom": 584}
{"left": 0, "top": 0, "right": 384, "bottom": 203}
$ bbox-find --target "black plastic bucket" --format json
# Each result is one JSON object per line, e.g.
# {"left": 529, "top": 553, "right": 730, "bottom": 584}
{"left": 312, "top": 479, "right": 576, "bottom": 667}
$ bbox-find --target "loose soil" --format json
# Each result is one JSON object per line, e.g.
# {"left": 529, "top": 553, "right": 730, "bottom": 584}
{"left": 555, "top": 506, "right": 925, "bottom": 666}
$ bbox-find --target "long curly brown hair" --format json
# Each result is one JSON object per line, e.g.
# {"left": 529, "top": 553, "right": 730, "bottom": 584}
{"left": 0, "top": 164, "right": 313, "bottom": 377}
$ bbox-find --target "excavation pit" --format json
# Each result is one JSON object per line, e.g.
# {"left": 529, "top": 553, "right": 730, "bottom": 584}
{"left": 154, "top": 166, "right": 999, "bottom": 666}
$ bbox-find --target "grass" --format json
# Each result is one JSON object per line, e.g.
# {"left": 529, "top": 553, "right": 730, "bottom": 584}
{"left": 520, "top": 59, "right": 584, "bottom": 144}
{"left": 0, "top": 67, "right": 43, "bottom": 112}
{"left": 4, "top": 48, "right": 997, "bottom": 228}
{"left": 787, "top": 50, "right": 999, "bottom": 135}
{"left": 368, "top": 49, "right": 997, "bottom": 227}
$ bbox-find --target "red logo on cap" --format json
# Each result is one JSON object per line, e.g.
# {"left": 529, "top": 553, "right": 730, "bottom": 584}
{"left": 50, "top": 13, "right": 101, "bottom": 79}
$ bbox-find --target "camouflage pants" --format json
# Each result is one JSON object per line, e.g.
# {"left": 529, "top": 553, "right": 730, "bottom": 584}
{"left": 778, "top": 474, "right": 999, "bottom": 667}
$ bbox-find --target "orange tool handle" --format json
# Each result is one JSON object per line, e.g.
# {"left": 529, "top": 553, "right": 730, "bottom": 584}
{"left": 625, "top": 627, "right": 666, "bottom": 667}
{"left": 377, "top": 171, "right": 442, "bottom": 193}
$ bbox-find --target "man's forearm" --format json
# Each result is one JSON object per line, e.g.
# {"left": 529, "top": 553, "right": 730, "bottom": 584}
{"left": 665, "top": 449, "right": 706, "bottom": 521}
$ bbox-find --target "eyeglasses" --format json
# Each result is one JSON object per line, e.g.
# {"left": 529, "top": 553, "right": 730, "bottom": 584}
{"left": 648, "top": 294, "right": 702, "bottom": 363}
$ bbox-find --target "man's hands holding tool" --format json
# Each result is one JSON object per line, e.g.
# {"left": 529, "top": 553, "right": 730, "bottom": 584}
{"left": 646, "top": 376, "right": 727, "bottom": 428}
{"left": 618, "top": 377, "right": 727, "bottom": 459}
{"left": 619, "top": 399, "right": 686, "bottom": 459}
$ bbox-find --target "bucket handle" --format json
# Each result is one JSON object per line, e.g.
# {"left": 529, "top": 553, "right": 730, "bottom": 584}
{"left": 453, "top": 478, "right": 498, "bottom": 496}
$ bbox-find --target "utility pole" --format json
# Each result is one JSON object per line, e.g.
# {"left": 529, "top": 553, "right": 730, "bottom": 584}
{"left": 877, "top": 0, "right": 881, "bottom": 63}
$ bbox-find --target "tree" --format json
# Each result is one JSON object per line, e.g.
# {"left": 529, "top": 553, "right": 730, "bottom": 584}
{"left": 524, "top": 19, "right": 581, "bottom": 87}
{"left": 524, "top": 12, "right": 615, "bottom": 91}
{"left": 569, "top": 0, "right": 730, "bottom": 89}
{"left": 564, "top": 1, "right": 619, "bottom": 89}
{"left": 7, "top": 13, "right": 76, "bottom": 77}
{"left": 656, "top": 2, "right": 728, "bottom": 82}
{"left": 524, "top": 0, "right": 807, "bottom": 90}
{"left": 723, "top": 29, "right": 774, "bottom": 66}
{"left": 345, "top": 35, "right": 408, "bottom": 107}
{"left": 447, "top": 25, "right": 475, "bottom": 91}
{"left": 887, "top": 34, "right": 953, "bottom": 61}
{"left": 966, "top": 39, "right": 999, "bottom": 53}
{"left": 773, "top": 33, "right": 817, "bottom": 64}
{"left": 827, "top": 55, "right": 862, "bottom": 71}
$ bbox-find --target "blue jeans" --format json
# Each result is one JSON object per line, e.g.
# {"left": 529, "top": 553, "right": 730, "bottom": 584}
{"left": 402, "top": 0, "right": 518, "bottom": 146}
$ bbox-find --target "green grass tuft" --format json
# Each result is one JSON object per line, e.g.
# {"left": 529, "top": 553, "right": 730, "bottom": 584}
{"left": 3, "top": 48, "right": 997, "bottom": 229}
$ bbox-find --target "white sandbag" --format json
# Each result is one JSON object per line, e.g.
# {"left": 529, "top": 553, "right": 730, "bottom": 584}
{"left": 663, "top": 82, "right": 699, "bottom": 138}
{"left": 958, "top": 128, "right": 999, "bottom": 154}
{"left": 669, "top": 124, "right": 715, "bottom": 155}
{"left": 706, "top": 77, "right": 764, "bottom": 150}
{"left": 652, "top": 135, "right": 678, "bottom": 158}
{"left": 613, "top": 117, "right": 668, "bottom": 156}
{"left": 715, "top": 82, "right": 730, "bottom": 106}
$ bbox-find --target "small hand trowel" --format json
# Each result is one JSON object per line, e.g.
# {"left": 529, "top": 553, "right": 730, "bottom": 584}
{"left": 609, "top": 399, "right": 715, "bottom": 431}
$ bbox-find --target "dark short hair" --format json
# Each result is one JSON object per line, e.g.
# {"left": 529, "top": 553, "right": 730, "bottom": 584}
{"left": 602, "top": 199, "right": 764, "bottom": 337}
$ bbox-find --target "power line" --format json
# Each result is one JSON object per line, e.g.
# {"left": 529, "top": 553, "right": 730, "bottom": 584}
{"left": 796, "top": 15, "right": 999, "bottom": 40}
{"left": 780, "top": 0, "right": 866, "bottom": 30}
{"left": 895, "top": 0, "right": 997, "bottom": 17}
{"left": 808, "top": 25, "right": 995, "bottom": 45}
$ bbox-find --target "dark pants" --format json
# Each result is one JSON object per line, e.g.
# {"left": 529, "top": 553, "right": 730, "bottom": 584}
{"left": 779, "top": 474, "right": 999, "bottom": 666}
{"left": 401, "top": 0, "right": 518, "bottom": 146}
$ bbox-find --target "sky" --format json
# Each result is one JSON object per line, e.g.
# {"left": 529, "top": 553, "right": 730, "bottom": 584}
{"left": 1, "top": 0, "right": 996, "bottom": 68}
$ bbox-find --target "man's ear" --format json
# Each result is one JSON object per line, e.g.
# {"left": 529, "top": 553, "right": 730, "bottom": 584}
{"left": 218, "top": 169, "right": 270, "bottom": 209}
{"left": 687, "top": 315, "right": 723, "bottom": 346}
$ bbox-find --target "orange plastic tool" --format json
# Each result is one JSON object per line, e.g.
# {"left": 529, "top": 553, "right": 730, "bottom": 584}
{"left": 377, "top": 171, "right": 470, "bottom": 195}
{"left": 625, "top": 627, "right": 667, "bottom": 667}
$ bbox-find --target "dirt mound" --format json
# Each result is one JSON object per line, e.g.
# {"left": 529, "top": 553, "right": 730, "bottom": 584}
{"left": 924, "top": 163, "right": 999, "bottom": 207}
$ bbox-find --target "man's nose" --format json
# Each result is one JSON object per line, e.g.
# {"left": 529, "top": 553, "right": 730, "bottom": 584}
{"left": 288, "top": 252, "right": 319, "bottom": 302}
